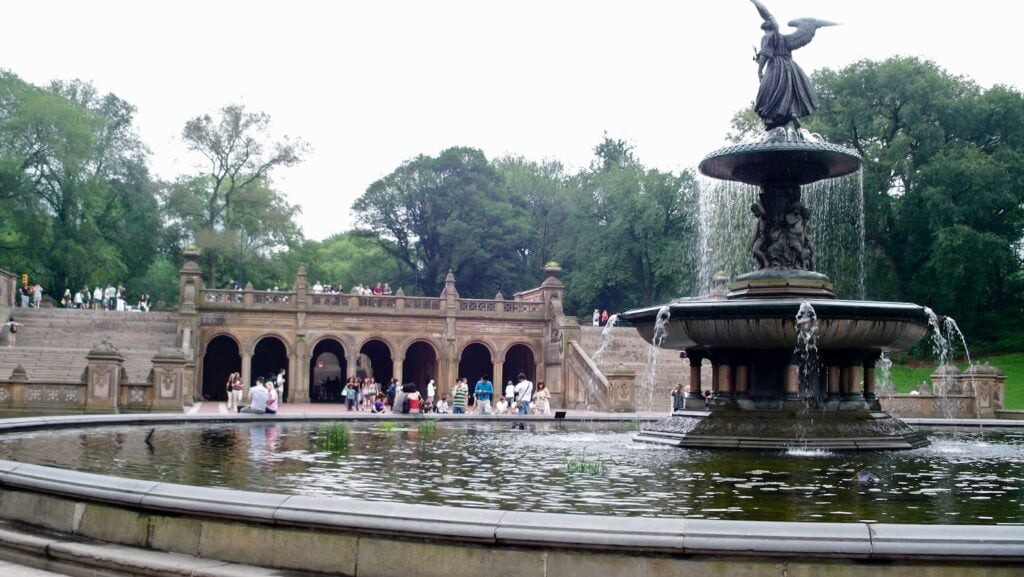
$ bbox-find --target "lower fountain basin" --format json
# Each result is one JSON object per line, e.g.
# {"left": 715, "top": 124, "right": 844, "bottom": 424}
{"left": 622, "top": 298, "right": 929, "bottom": 352}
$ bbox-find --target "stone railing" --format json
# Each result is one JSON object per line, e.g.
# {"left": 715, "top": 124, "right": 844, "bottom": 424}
{"left": 199, "top": 288, "right": 543, "bottom": 318}
{"left": 563, "top": 340, "right": 610, "bottom": 411}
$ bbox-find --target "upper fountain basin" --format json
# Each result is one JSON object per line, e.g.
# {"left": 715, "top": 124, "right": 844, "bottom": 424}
{"left": 699, "top": 140, "right": 862, "bottom": 186}
{"left": 621, "top": 298, "right": 929, "bottom": 351}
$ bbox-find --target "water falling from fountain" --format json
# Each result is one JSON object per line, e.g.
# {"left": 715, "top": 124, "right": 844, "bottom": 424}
{"left": 877, "top": 352, "right": 895, "bottom": 400}
{"left": 695, "top": 172, "right": 865, "bottom": 298}
{"left": 585, "top": 314, "right": 618, "bottom": 410}
{"left": 795, "top": 301, "right": 820, "bottom": 403}
{"left": 642, "top": 306, "right": 671, "bottom": 412}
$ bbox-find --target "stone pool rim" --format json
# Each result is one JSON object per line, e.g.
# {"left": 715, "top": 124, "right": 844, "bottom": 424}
{"left": 0, "top": 413, "right": 1022, "bottom": 576}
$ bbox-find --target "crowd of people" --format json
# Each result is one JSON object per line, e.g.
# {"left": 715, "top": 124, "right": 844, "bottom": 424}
{"left": 238, "top": 372, "right": 552, "bottom": 416}
{"left": 15, "top": 282, "right": 151, "bottom": 311}
{"left": 311, "top": 280, "right": 395, "bottom": 296}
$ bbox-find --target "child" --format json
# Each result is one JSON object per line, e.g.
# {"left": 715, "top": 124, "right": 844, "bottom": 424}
{"left": 435, "top": 394, "right": 450, "bottom": 414}
{"left": 371, "top": 394, "right": 386, "bottom": 414}
{"left": 495, "top": 396, "right": 508, "bottom": 414}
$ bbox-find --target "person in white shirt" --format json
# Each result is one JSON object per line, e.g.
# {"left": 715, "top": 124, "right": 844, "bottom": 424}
{"left": 514, "top": 373, "right": 534, "bottom": 415}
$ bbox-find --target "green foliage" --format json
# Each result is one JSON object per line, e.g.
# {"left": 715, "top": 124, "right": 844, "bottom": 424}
{"left": 564, "top": 455, "right": 608, "bottom": 475}
{"left": 319, "top": 423, "right": 350, "bottom": 452}
{"left": 558, "top": 137, "right": 700, "bottom": 315}
{"left": 807, "top": 57, "right": 1024, "bottom": 349}
{"left": 286, "top": 230, "right": 414, "bottom": 294}
{"left": 889, "top": 353, "right": 1024, "bottom": 410}
{"left": 373, "top": 421, "right": 397, "bottom": 432}
{"left": 620, "top": 418, "right": 642, "bottom": 432}
{"left": 0, "top": 72, "right": 161, "bottom": 295}
{"left": 164, "top": 104, "right": 308, "bottom": 287}
{"left": 417, "top": 419, "right": 438, "bottom": 436}
{"left": 131, "top": 256, "right": 180, "bottom": 308}
{"left": 353, "top": 147, "right": 533, "bottom": 297}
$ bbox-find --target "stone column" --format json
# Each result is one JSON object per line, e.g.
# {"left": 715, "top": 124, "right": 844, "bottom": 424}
{"left": 784, "top": 363, "right": 800, "bottom": 400}
{"left": 718, "top": 364, "right": 734, "bottom": 395}
{"left": 241, "top": 352, "right": 253, "bottom": 387}
{"left": 492, "top": 360, "right": 504, "bottom": 397}
{"left": 734, "top": 365, "right": 749, "bottom": 396}
{"left": 827, "top": 365, "right": 841, "bottom": 398}
{"left": 346, "top": 353, "right": 358, "bottom": 381}
{"left": 393, "top": 357, "right": 404, "bottom": 385}
{"left": 85, "top": 342, "right": 125, "bottom": 413}
{"left": 686, "top": 351, "right": 705, "bottom": 398}
{"left": 151, "top": 348, "right": 187, "bottom": 411}
{"left": 862, "top": 354, "right": 879, "bottom": 400}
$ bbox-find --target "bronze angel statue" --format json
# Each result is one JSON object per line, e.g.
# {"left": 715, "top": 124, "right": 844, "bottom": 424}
{"left": 750, "top": 0, "right": 836, "bottom": 130}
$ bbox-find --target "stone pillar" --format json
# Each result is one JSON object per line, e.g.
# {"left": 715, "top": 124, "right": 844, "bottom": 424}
{"left": 393, "top": 357, "right": 404, "bottom": 385}
{"left": 734, "top": 365, "right": 749, "bottom": 395}
{"left": 827, "top": 365, "right": 841, "bottom": 398}
{"left": 784, "top": 363, "right": 800, "bottom": 399}
{"left": 85, "top": 342, "right": 125, "bottom": 413}
{"left": 492, "top": 360, "right": 504, "bottom": 397}
{"left": 151, "top": 347, "right": 187, "bottom": 410}
{"left": 863, "top": 355, "right": 878, "bottom": 400}
{"left": 718, "top": 364, "right": 734, "bottom": 395}
{"left": 686, "top": 352, "right": 705, "bottom": 398}
{"left": 242, "top": 352, "right": 253, "bottom": 387}
{"left": 346, "top": 353, "right": 358, "bottom": 380}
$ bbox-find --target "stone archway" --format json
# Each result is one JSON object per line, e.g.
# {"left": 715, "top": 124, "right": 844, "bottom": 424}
{"left": 504, "top": 343, "right": 536, "bottom": 385}
{"left": 403, "top": 341, "right": 437, "bottom": 393}
{"left": 359, "top": 339, "right": 393, "bottom": 386}
{"left": 459, "top": 342, "right": 492, "bottom": 400}
{"left": 202, "top": 335, "right": 240, "bottom": 401}
{"left": 252, "top": 336, "right": 289, "bottom": 401}
{"left": 310, "top": 338, "right": 346, "bottom": 403}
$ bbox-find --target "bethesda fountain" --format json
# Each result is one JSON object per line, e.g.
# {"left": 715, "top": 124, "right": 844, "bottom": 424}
{"left": 622, "top": 0, "right": 929, "bottom": 450}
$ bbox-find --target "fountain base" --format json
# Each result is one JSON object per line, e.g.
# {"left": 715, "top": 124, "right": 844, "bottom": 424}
{"left": 636, "top": 409, "right": 929, "bottom": 450}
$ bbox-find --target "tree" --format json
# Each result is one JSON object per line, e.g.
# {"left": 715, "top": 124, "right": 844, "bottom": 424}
{"left": 168, "top": 104, "right": 308, "bottom": 287}
{"left": 0, "top": 73, "right": 159, "bottom": 295}
{"left": 807, "top": 57, "right": 1024, "bottom": 346}
{"left": 492, "top": 155, "right": 570, "bottom": 280}
{"left": 559, "top": 137, "right": 700, "bottom": 316}
{"left": 353, "top": 147, "right": 531, "bottom": 297}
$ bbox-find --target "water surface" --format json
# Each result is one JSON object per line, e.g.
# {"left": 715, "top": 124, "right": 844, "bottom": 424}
{"left": 1, "top": 421, "right": 1020, "bottom": 524}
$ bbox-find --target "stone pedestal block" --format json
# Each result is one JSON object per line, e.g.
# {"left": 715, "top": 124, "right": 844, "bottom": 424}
{"left": 85, "top": 342, "right": 125, "bottom": 413}
{"left": 605, "top": 367, "right": 635, "bottom": 413}
{"left": 151, "top": 347, "right": 188, "bottom": 410}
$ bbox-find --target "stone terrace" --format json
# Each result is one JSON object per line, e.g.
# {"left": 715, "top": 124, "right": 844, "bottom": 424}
{"left": 0, "top": 308, "right": 178, "bottom": 384}
{"left": 579, "top": 325, "right": 691, "bottom": 412}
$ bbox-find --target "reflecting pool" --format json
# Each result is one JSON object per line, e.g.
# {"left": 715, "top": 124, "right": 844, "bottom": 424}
{"left": 1, "top": 421, "right": 1021, "bottom": 524}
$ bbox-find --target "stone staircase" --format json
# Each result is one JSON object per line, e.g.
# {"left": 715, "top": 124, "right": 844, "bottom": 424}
{"left": 0, "top": 308, "right": 179, "bottom": 384}
{"left": 578, "top": 325, "right": 691, "bottom": 412}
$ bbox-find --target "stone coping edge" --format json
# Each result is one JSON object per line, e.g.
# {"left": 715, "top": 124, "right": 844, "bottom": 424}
{"left": 0, "top": 520, "right": 295, "bottom": 577}
{"left": 0, "top": 458, "right": 1023, "bottom": 562}
{"left": 0, "top": 412, "right": 661, "bottom": 435}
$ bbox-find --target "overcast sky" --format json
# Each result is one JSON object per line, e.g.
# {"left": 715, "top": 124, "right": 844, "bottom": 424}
{"left": 2, "top": 1, "right": 1020, "bottom": 240}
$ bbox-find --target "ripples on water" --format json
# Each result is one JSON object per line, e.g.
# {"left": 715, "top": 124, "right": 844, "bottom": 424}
{"left": 1, "top": 422, "right": 1021, "bottom": 524}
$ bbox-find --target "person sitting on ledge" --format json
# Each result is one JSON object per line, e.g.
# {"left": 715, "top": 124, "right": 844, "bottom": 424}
{"left": 239, "top": 377, "right": 269, "bottom": 414}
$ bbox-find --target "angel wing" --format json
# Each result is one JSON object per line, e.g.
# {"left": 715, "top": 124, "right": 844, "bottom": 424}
{"left": 750, "top": 0, "right": 777, "bottom": 28}
{"left": 785, "top": 18, "right": 838, "bottom": 50}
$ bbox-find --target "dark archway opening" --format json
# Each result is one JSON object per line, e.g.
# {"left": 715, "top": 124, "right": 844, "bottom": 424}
{"left": 359, "top": 340, "right": 393, "bottom": 386}
{"left": 252, "top": 336, "right": 289, "bottom": 401}
{"left": 310, "top": 339, "right": 347, "bottom": 403}
{"left": 403, "top": 341, "right": 437, "bottom": 395}
{"left": 459, "top": 343, "right": 492, "bottom": 400}
{"left": 504, "top": 344, "right": 536, "bottom": 387}
{"left": 202, "top": 336, "right": 240, "bottom": 401}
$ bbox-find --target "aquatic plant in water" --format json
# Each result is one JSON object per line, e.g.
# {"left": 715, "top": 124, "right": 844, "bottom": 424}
{"left": 564, "top": 456, "right": 608, "bottom": 475}
{"left": 320, "top": 423, "right": 350, "bottom": 452}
